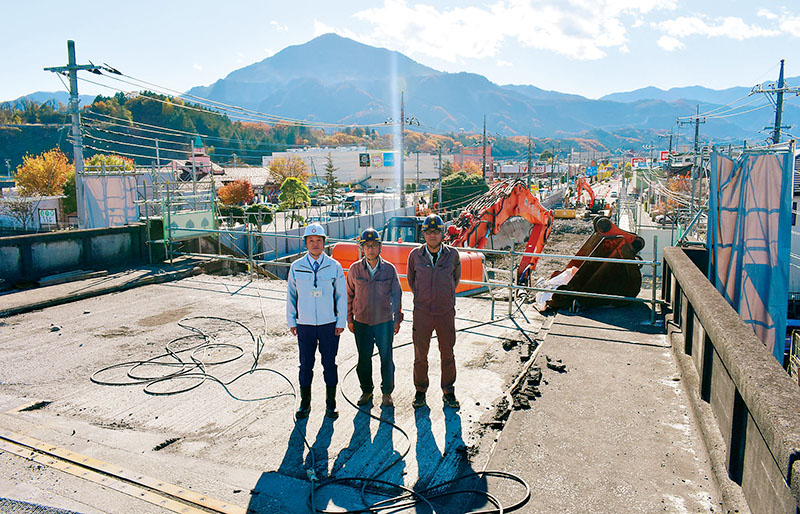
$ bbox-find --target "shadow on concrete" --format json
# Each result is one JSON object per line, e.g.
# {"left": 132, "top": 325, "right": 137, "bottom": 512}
{"left": 246, "top": 416, "right": 337, "bottom": 514}
{"left": 414, "top": 407, "right": 488, "bottom": 514}
{"left": 553, "top": 302, "right": 664, "bottom": 335}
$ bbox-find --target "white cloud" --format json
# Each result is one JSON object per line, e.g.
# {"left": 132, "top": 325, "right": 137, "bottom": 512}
{"left": 656, "top": 35, "right": 684, "bottom": 51}
{"left": 657, "top": 15, "right": 780, "bottom": 40}
{"left": 263, "top": 48, "right": 275, "bottom": 56}
{"left": 193, "top": 63, "right": 203, "bottom": 71}
{"left": 757, "top": 9, "right": 778, "bottom": 20}
{"left": 780, "top": 16, "right": 800, "bottom": 36}
{"left": 341, "top": 0, "right": 679, "bottom": 62}
{"left": 497, "top": 60, "right": 513, "bottom": 67}
{"left": 270, "top": 20, "right": 288, "bottom": 32}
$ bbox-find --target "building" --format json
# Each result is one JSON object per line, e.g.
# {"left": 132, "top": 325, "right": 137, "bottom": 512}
{"left": 263, "top": 146, "right": 442, "bottom": 191}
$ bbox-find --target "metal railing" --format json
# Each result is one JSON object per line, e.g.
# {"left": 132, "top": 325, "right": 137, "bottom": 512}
{"left": 155, "top": 223, "right": 664, "bottom": 323}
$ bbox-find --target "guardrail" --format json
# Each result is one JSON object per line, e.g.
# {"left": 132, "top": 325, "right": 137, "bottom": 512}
{"left": 662, "top": 246, "right": 800, "bottom": 514}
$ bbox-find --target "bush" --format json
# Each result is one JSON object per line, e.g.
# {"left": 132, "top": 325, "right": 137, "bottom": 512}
{"left": 245, "top": 204, "right": 274, "bottom": 226}
{"left": 217, "top": 203, "right": 244, "bottom": 218}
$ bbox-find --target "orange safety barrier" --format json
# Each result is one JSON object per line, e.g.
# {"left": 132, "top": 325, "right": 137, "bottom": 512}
{"left": 331, "top": 242, "right": 485, "bottom": 294}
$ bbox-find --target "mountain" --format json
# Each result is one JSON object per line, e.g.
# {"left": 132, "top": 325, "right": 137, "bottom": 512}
{"left": 184, "top": 34, "right": 792, "bottom": 143}
{"left": 2, "top": 91, "right": 97, "bottom": 108}
{"left": 599, "top": 78, "right": 800, "bottom": 105}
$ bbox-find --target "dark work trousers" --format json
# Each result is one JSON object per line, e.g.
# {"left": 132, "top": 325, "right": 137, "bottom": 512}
{"left": 353, "top": 320, "right": 395, "bottom": 394}
{"left": 296, "top": 322, "right": 340, "bottom": 388}
{"left": 412, "top": 309, "right": 457, "bottom": 394}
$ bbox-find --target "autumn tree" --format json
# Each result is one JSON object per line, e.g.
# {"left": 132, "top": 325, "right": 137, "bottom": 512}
{"left": 14, "top": 148, "right": 73, "bottom": 196}
{"left": 217, "top": 179, "right": 255, "bottom": 205}
{"left": 453, "top": 160, "right": 482, "bottom": 175}
{"left": 268, "top": 156, "right": 309, "bottom": 183}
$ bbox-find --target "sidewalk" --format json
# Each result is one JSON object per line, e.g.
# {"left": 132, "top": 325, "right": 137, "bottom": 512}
{"left": 0, "top": 260, "right": 206, "bottom": 318}
{"left": 485, "top": 303, "right": 723, "bottom": 513}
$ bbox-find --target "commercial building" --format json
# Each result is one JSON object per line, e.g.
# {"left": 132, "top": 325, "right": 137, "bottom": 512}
{"left": 263, "top": 146, "right": 443, "bottom": 190}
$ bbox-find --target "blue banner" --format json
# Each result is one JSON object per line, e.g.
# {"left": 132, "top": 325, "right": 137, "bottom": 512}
{"left": 709, "top": 152, "right": 792, "bottom": 361}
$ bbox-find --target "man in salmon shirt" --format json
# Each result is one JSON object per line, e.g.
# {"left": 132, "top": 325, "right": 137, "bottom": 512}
{"left": 346, "top": 228, "right": 403, "bottom": 408}
{"left": 406, "top": 214, "right": 461, "bottom": 410}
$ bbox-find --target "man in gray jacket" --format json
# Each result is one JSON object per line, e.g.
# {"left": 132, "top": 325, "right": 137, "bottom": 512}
{"left": 406, "top": 214, "right": 461, "bottom": 409}
{"left": 286, "top": 223, "right": 347, "bottom": 419}
{"left": 346, "top": 228, "right": 403, "bottom": 407}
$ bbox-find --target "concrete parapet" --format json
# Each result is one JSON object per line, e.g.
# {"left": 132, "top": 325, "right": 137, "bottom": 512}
{"left": 663, "top": 246, "right": 800, "bottom": 514}
{"left": 0, "top": 224, "right": 148, "bottom": 285}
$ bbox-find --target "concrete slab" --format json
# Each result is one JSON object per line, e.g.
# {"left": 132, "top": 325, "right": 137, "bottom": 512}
{"left": 486, "top": 303, "right": 723, "bottom": 513}
{"left": 0, "top": 274, "right": 540, "bottom": 513}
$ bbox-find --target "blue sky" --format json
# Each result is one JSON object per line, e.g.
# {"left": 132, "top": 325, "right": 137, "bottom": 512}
{"left": 2, "top": 0, "right": 798, "bottom": 102}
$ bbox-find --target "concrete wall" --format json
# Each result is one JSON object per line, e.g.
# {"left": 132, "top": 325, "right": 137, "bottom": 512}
{"left": 0, "top": 224, "right": 148, "bottom": 284}
{"left": 663, "top": 246, "right": 800, "bottom": 514}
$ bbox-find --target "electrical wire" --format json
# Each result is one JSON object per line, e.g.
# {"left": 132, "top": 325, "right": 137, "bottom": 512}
{"left": 89, "top": 285, "right": 534, "bottom": 513}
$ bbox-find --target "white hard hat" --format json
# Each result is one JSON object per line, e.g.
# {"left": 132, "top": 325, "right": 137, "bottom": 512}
{"left": 303, "top": 223, "right": 326, "bottom": 239}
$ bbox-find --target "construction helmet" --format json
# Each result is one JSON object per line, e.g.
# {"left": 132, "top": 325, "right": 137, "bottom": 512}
{"left": 421, "top": 214, "right": 444, "bottom": 232}
{"left": 303, "top": 223, "right": 326, "bottom": 239}
{"left": 360, "top": 228, "right": 381, "bottom": 244}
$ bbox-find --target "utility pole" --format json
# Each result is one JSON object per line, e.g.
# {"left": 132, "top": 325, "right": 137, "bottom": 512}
{"left": 526, "top": 133, "right": 532, "bottom": 188}
{"left": 385, "top": 91, "right": 418, "bottom": 208}
{"left": 415, "top": 151, "right": 420, "bottom": 193}
{"left": 44, "top": 40, "right": 98, "bottom": 229}
{"left": 677, "top": 105, "right": 706, "bottom": 218}
{"left": 437, "top": 146, "right": 442, "bottom": 211}
{"left": 482, "top": 115, "right": 487, "bottom": 182}
{"left": 750, "top": 59, "right": 800, "bottom": 145}
{"left": 400, "top": 92, "right": 405, "bottom": 208}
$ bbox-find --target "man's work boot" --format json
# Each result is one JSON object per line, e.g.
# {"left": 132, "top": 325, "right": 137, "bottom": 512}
{"left": 296, "top": 387, "right": 311, "bottom": 419}
{"left": 325, "top": 386, "right": 339, "bottom": 419}
{"left": 381, "top": 394, "right": 394, "bottom": 407}
{"left": 412, "top": 391, "right": 426, "bottom": 408}
{"left": 356, "top": 391, "right": 373, "bottom": 406}
{"left": 442, "top": 392, "right": 460, "bottom": 410}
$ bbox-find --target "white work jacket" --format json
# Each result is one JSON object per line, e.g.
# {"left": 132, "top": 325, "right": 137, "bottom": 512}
{"left": 286, "top": 252, "right": 347, "bottom": 329}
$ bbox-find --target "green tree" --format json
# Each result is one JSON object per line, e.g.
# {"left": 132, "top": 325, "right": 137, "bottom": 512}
{"left": 433, "top": 171, "right": 489, "bottom": 211}
{"left": 62, "top": 172, "right": 77, "bottom": 214}
{"left": 84, "top": 153, "right": 134, "bottom": 171}
{"left": 278, "top": 177, "right": 309, "bottom": 228}
{"left": 441, "top": 160, "right": 454, "bottom": 177}
{"left": 539, "top": 150, "right": 553, "bottom": 161}
{"left": 322, "top": 153, "right": 340, "bottom": 203}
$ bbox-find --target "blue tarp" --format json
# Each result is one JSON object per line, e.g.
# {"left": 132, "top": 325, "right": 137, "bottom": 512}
{"left": 708, "top": 152, "right": 793, "bottom": 361}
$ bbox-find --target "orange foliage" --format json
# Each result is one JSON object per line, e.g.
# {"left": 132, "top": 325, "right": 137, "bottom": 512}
{"left": 217, "top": 179, "right": 254, "bottom": 205}
{"left": 454, "top": 161, "right": 483, "bottom": 175}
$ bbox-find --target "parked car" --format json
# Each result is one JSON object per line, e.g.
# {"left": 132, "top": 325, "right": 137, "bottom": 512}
{"left": 384, "top": 186, "right": 395, "bottom": 193}
{"left": 328, "top": 208, "right": 355, "bottom": 218}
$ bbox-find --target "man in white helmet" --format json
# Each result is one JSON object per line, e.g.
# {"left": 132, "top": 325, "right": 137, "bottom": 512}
{"left": 286, "top": 223, "right": 347, "bottom": 419}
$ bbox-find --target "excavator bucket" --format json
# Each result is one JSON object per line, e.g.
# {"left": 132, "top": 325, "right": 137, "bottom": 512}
{"left": 544, "top": 216, "right": 645, "bottom": 311}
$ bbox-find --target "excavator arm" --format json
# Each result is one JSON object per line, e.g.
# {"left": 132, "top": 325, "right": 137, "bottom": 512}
{"left": 444, "top": 179, "right": 553, "bottom": 283}
{"left": 575, "top": 177, "right": 595, "bottom": 206}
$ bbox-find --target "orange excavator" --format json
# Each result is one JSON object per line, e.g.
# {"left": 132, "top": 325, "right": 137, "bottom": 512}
{"left": 444, "top": 179, "right": 553, "bottom": 285}
{"left": 569, "top": 177, "right": 610, "bottom": 215}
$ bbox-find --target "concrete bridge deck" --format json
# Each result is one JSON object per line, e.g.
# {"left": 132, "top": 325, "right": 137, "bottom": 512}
{"left": 0, "top": 268, "right": 782, "bottom": 513}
